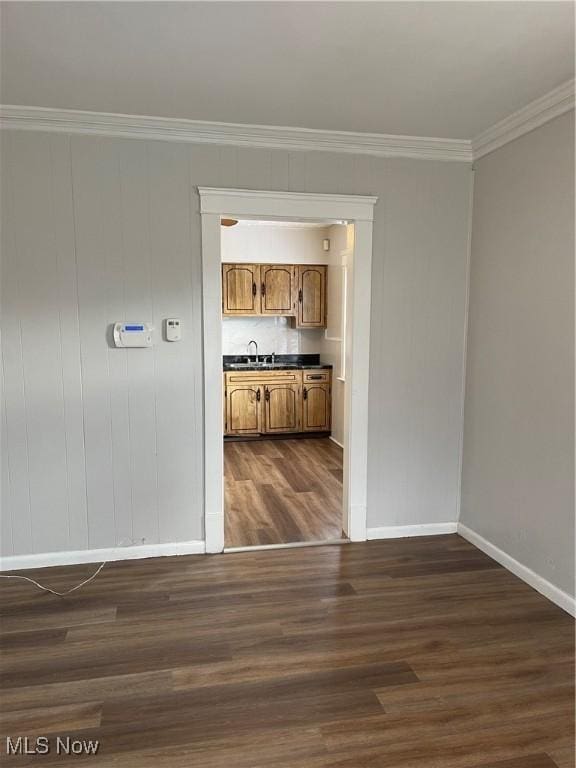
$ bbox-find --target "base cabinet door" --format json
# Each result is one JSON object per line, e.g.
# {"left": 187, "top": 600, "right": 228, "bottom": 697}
{"left": 226, "top": 384, "right": 262, "bottom": 435}
{"left": 302, "top": 382, "right": 331, "bottom": 431}
{"left": 263, "top": 383, "right": 300, "bottom": 433}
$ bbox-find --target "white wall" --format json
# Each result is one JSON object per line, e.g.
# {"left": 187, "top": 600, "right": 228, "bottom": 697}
{"left": 1, "top": 130, "right": 472, "bottom": 559}
{"left": 221, "top": 221, "right": 330, "bottom": 264}
{"left": 460, "top": 111, "right": 575, "bottom": 597}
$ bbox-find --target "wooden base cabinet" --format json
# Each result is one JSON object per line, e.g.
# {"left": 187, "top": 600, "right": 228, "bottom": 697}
{"left": 224, "top": 369, "right": 331, "bottom": 436}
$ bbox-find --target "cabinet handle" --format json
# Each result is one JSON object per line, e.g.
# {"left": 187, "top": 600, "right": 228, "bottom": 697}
{"left": 261, "top": 282, "right": 266, "bottom": 296}
{"left": 265, "top": 387, "right": 270, "bottom": 402}
{"left": 298, "top": 289, "right": 303, "bottom": 303}
{"left": 308, "top": 374, "right": 323, "bottom": 380}
{"left": 256, "top": 388, "right": 261, "bottom": 402}
{"left": 303, "top": 386, "right": 307, "bottom": 400}
{"left": 252, "top": 282, "right": 257, "bottom": 297}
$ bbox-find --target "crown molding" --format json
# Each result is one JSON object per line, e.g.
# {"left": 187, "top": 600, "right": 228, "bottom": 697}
{"left": 472, "top": 79, "right": 575, "bottom": 160}
{"left": 0, "top": 105, "right": 473, "bottom": 163}
{"left": 5, "top": 83, "right": 571, "bottom": 165}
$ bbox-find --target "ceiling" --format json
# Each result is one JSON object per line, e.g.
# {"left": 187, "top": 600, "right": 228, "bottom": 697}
{"left": 1, "top": 2, "right": 574, "bottom": 140}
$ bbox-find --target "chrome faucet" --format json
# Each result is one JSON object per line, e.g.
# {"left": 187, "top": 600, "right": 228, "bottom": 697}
{"left": 247, "top": 340, "right": 258, "bottom": 364}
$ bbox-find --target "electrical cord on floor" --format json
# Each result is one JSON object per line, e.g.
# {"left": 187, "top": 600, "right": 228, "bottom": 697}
{"left": 0, "top": 562, "right": 107, "bottom": 596}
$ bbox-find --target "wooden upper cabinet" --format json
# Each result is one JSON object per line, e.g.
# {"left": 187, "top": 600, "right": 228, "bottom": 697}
{"left": 222, "top": 264, "right": 260, "bottom": 315}
{"left": 260, "top": 265, "right": 295, "bottom": 315}
{"left": 221, "top": 263, "right": 326, "bottom": 323}
{"left": 297, "top": 265, "right": 327, "bottom": 328}
{"left": 302, "top": 382, "right": 331, "bottom": 432}
{"left": 263, "top": 383, "right": 300, "bottom": 433}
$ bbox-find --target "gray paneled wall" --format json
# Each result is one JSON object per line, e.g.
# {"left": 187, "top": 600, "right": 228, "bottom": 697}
{"left": 1, "top": 130, "right": 472, "bottom": 556}
{"left": 368, "top": 160, "right": 472, "bottom": 528}
{"left": 461, "top": 112, "right": 575, "bottom": 596}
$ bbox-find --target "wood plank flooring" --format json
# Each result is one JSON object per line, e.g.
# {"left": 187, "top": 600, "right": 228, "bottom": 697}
{"left": 224, "top": 437, "right": 344, "bottom": 547}
{"left": 0, "top": 536, "right": 573, "bottom": 767}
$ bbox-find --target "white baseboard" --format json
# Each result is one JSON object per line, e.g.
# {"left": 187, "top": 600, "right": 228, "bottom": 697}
{"left": 328, "top": 436, "right": 344, "bottom": 448}
{"left": 0, "top": 540, "right": 206, "bottom": 572}
{"left": 457, "top": 523, "right": 575, "bottom": 617}
{"left": 367, "top": 522, "right": 458, "bottom": 540}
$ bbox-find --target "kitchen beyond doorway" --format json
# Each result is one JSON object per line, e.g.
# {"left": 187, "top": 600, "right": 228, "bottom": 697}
{"left": 221, "top": 218, "right": 349, "bottom": 550}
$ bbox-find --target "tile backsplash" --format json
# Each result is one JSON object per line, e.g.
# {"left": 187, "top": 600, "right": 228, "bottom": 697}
{"left": 222, "top": 317, "right": 322, "bottom": 356}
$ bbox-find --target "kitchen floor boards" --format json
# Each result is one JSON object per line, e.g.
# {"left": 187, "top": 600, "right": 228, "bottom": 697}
{"left": 0, "top": 536, "right": 573, "bottom": 767}
{"left": 224, "top": 437, "right": 344, "bottom": 548}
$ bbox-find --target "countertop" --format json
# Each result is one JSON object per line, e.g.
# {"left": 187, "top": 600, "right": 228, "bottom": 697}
{"left": 223, "top": 353, "right": 332, "bottom": 372}
{"left": 223, "top": 363, "right": 332, "bottom": 372}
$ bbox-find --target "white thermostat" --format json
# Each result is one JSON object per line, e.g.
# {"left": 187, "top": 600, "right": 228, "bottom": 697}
{"left": 165, "top": 318, "right": 182, "bottom": 342}
{"left": 113, "top": 322, "right": 153, "bottom": 348}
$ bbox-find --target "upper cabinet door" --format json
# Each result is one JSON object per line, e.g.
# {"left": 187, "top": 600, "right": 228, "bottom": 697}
{"left": 297, "top": 265, "right": 327, "bottom": 328}
{"left": 222, "top": 264, "right": 260, "bottom": 315}
{"left": 260, "top": 265, "right": 295, "bottom": 315}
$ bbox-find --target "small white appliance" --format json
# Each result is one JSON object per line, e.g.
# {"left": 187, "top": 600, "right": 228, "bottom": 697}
{"left": 165, "top": 318, "right": 182, "bottom": 342}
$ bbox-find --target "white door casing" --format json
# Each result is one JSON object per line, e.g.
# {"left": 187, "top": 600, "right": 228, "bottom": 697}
{"left": 199, "top": 188, "right": 377, "bottom": 552}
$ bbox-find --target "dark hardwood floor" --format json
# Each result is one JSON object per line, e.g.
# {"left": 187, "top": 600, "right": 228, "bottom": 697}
{"left": 224, "top": 437, "right": 344, "bottom": 547}
{"left": 0, "top": 536, "right": 573, "bottom": 767}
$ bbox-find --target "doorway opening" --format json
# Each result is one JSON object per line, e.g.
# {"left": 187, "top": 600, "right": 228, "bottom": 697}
{"left": 199, "top": 188, "right": 377, "bottom": 554}
{"left": 221, "top": 219, "right": 352, "bottom": 548}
